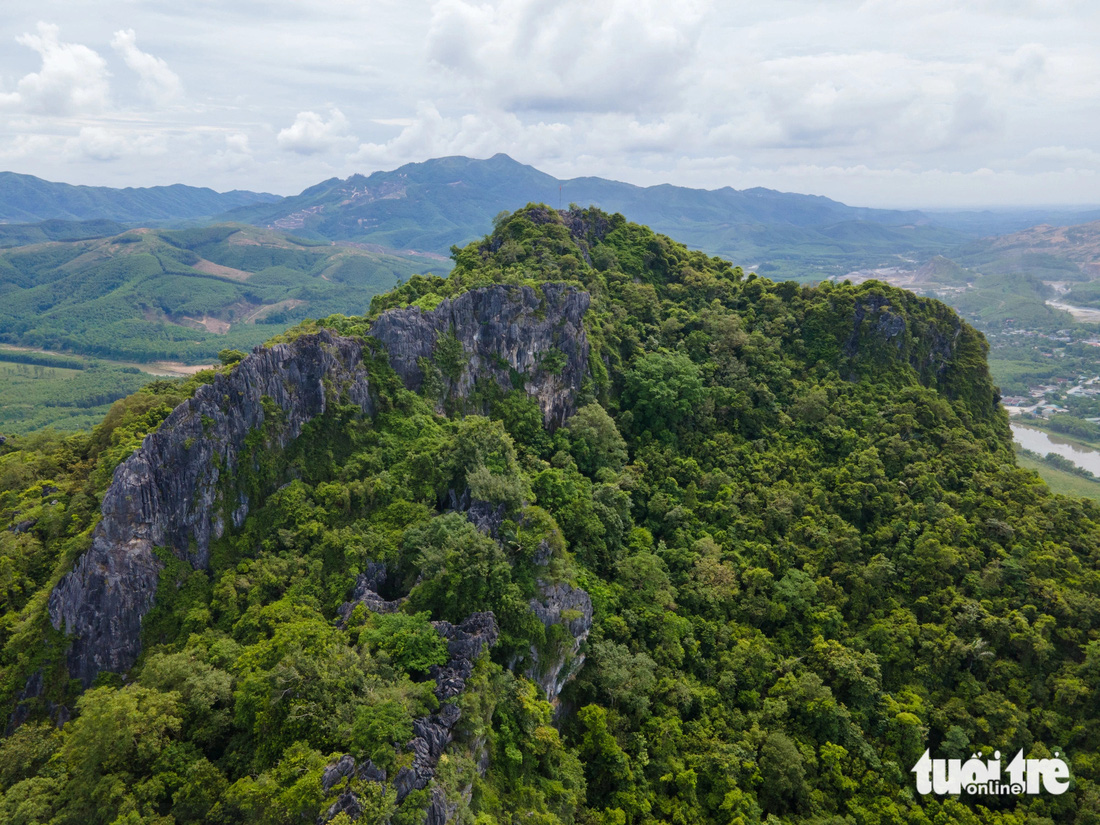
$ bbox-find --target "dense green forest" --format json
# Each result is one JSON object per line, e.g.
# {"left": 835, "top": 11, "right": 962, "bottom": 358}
{"left": 0, "top": 224, "right": 435, "bottom": 363}
{"left": 2, "top": 206, "right": 1100, "bottom": 824}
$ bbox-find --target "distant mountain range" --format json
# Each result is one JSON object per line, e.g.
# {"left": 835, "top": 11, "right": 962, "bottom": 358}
{"left": 4, "top": 156, "right": 1100, "bottom": 281}
{"left": 221, "top": 154, "right": 961, "bottom": 279}
{"left": 0, "top": 171, "right": 279, "bottom": 224}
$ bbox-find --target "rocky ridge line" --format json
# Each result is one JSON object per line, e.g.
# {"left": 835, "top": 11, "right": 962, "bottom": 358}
{"left": 40, "top": 283, "right": 591, "bottom": 694}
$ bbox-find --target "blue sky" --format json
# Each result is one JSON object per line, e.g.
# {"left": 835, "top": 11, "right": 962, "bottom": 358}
{"left": 1, "top": 0, "right": 1098, "bottom": 207}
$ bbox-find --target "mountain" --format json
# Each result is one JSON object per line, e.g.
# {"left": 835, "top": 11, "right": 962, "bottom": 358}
{"left": 223, "top": 154, "right": 965, "bottom": 280}
{"left": 0, "top": 223, "right": 436, "bottom": 363}
{"left": 960, "top": 219, "right": 1100, "bottom": 281}
{"left": 0, "top": 172, "right": 280, "bottom": 224}
{"left": 0, "top": 219, "right": 130, "bottom": 248}
{"left": 923, "top": 207, "right": 1100, "bottom": 236}
{"left": 3, "top": 206, "right": 1098, "bottom": 824}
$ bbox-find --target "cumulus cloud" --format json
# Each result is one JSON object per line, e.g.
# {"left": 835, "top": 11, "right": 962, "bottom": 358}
{"left": 427, "top": 0, "right": 707, "bottom": 113}
{"left": 111, "top": 29, "right": 183, "bottom": 104}
{"left": 276, "top": 108, "right": 356, "bottom": 154}
{"left": 212, "top": 132, "right": 255, "bottom": 171}
{"left": 63, "top": 126, "right": 167, "bottom": 161}
{"left": 1010, "top": 145, "right": 1100, "bottom": 173}
{"left": 7, "top": 23, "right": 110, "bottom": 115}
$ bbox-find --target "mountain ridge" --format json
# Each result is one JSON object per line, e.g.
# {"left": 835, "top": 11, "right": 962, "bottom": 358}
{"left": 0, "top": 171, "right": 280, "bottom": 224}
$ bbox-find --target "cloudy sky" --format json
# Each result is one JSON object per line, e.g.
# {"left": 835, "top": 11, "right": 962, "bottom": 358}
{"left": 1, "top": 0, "right": 1098, "bottom": 207}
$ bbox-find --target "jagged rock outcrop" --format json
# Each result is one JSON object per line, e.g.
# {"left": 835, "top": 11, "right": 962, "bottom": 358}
{"left": 48, "top": 330, "right": 375, "bottom": 687}
{"left": 45, "top": 284, "right": 591, "bottom": 690}
{"left": 525, "top": 582, "right": 593, "bottom": 703}
{"left": 449, "top": 483, "right": 593, "bottom": 706}
{"left": 447, "top": 488, "right": 506, "bottom": 539}
{"left": 321, "top": 612, "right": 498, "bottom": 824}
{"left": 369, "top": 283, "right": 590, "bottom": 427}
{"left": 336, "top": 562, "right": 404, "bottom": 622}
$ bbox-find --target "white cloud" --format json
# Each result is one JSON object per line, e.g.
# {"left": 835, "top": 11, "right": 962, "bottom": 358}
{"left": 351, "top": 104, "right": 573, "bottom": 167}
{"left": 63, "top": 126, "right": 167, "bottom": 161}
{"left": 212, "top": 132, "right": 255, "bottom": 171}
{"left": 0, "top": 2, "right": 1096, "bottom": 205}
{"left": 9, "top": 23, "right": 110, "bottom": 115}
{"left": 427, "top": 0, "right": 707, "bottom": 114}
{"left": 1010, "top": 145, "right": 1100, "bottom": 173}
{"left": 276, "top": 108, "right": 355, "bottom": 154}
{"left": 111, "top": 29, "right": 183, "bottom": 105}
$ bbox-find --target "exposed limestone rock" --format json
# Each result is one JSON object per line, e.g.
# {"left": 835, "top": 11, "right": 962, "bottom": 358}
{"left": 9, "top": 518, "right": 36, "bottom": 534}
{"left": 48, "top": 330, "right": 375, "bottom": 687}
{"left": 447, "top": 488, "right": 506, "bottom": 539}
{"left": 368, "top": 283, "right": 590, "bottom": 427}
{"left": 841, "top": 292, "right": 999, "bottom": 419}
{"left": 525, "top": 581, "right": 593, "bottom": 703}
{"left": 319, "top": 755, "right": 389, "bottom": 824}
{"left": 45, "top": 284, "right": 591, "bottom": 690}
{"left": 337, "top": 562, "right": 404, "bottom": 622}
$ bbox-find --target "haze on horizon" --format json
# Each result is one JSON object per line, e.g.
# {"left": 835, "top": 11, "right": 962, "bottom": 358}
{"left": 0, "top": 0, "right": 1097, "bottom": 210}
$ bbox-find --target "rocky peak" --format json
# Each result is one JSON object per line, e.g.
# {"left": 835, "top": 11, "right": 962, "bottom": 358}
{"left": 369, "top": 283, "right": 590, "bottom": 427}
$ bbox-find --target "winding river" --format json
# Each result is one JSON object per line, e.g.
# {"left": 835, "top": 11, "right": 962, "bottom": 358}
{"left": 1011, "top": 423, "right": 1100, "bottom": 476}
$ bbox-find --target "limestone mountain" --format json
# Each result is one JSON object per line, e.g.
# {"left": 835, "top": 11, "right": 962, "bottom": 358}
{"left": 1, "top": 206, "right": 1098, "bottom": 825}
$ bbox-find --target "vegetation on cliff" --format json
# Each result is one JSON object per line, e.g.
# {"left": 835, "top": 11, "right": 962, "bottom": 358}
{"left": 2, "top": 206, "right": 1100, "bottom": 824}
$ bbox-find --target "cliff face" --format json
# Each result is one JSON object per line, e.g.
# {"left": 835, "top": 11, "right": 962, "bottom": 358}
{"left": 369, "top": 283, "right": 590, "bottom": 427}
{"left": 46, "top": 284, "right": 592, "bottom": 689}
{"left": 48, "top": 331, "right": 375, "bottom": 687}
{"left": 835, "top": 289, "right": 1003, "bottom": 426}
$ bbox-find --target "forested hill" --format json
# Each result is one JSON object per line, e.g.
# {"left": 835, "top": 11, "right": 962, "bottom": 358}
{"left": 2, "top": 205, "right": 1099, "bottom": 825}
{"left": 0, "top": 171, "right": 279, "bottom": 224}
{"left": 0, "top": 224, "right": 433, "bottom": 363}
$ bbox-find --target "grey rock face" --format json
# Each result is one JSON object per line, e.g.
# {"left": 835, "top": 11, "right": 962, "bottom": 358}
{"left": 844, "top": 294, "right": 967, "bottom": 386}
{"left": 368, "top": 283, "right": 590, "bottom": 428}
{"left": 448, "top": 489, "right": 506, "bottom": 539}
{"left": 319, "top": 755, "right": 388, "bottom": 824}
{"left": 525, "top": 581, "right": 593, "bottom": 703}
{"left": 322, "top": 754, "right": 359, "bottom": 793}
{"left": 48, "top": 330, "right": 375, "bottom": 687}
{"left": 46, "top": 283, "right": 591, "bottom": 690}
{"left": 337, "top": 562, "right": 404, "bottom": 622}
{"left": 394, "top": 612, "right": 499, "bottom": 803}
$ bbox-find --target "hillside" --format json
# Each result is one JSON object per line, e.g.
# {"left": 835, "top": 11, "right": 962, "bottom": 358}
{"left": 951, "top": 219, "right": 1100, "bottom": 285}
{"left": 0, "top": 224, "right": 438, "bottom": 363}
{"left": 0, "top": 172, "right": 279, "bottom": 224}
{"left": 1, "top": 206, "right": 1099, "bottom": 825}
{"left": 223, "top": 154, "right": 965, "bottom": 280}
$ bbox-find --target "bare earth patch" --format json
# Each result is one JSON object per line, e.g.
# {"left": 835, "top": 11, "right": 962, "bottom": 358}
{"left": 148, "top": 361, "right": 217, "bottom": 376}
{"left": 181, "top": 315, "right": 232, "bottom": 334}
{"left": 192, "top": 258, "right": 252, "bottom": 281}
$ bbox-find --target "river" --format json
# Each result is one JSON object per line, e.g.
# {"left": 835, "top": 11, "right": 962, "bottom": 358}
{"left": 1011, "top": 423, "right": 1100, "bottom": 476}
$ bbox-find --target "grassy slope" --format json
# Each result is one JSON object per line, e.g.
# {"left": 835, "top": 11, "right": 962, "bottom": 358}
{"left": 1015, "top": 449, "right": 1100, "bottom": 500}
